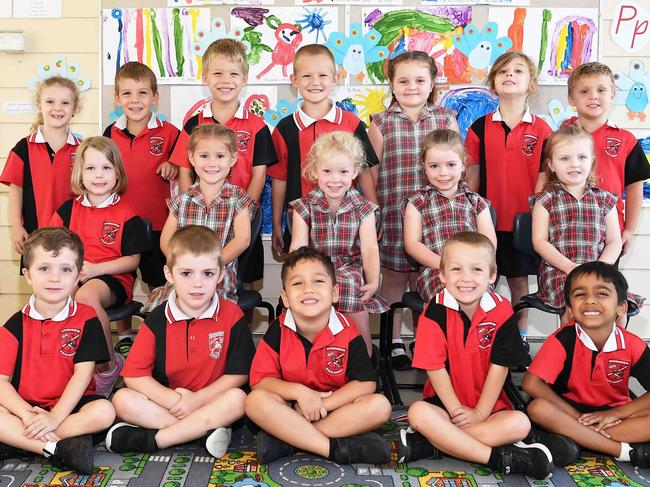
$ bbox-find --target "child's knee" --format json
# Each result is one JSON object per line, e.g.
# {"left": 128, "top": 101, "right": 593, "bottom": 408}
{"left": 526, "top": 398, "right": 554, "bottom": 422}
{"left": 81, "top": 399, "right": 116, "bottom": 429}
{"left": 111, "top": 388, "right": 138, "bottom": 416}
{"left": 507, "top": 410, "right": 531, "bottom": 438}
{"left": 364, "top": 393, "right": 392, "bottom": 422}
{"left": 245, "top": 389, "right": 277, "bottom": 416}
{"left": 408, "top": 400, "right": 442, "bottom": 428}
{"left": 219, "top": 387, "right": 247, "bottom": 411}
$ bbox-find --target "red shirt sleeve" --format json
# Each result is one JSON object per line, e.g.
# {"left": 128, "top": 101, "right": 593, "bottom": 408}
{"left": 0, "top": 146, "right": 26, "bottom": 187}
{"left": 169, "top": 129, "right": 191, "bottom": 169}
{"left": 527, "top": 333, "right": 567, "bottom": 385}
{"left": 465, "top": 126, "right": 480, "bottom": 166}
{"left": 412, "top": 312, "right": 448, "bottom": 371}
{"left": 249, "top": 338, "right": 282, "bottom": 386}
{"left": 266, "top": 128, "right": 288, "bottom": 180}
{"left": 121, "top": 323, "right": 157, "bottom": 378}
{"left": 0, "top": 326, "right": 19, "bottom": 377}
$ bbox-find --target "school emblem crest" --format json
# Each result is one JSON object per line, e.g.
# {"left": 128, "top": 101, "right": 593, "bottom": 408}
{"left": 325, "top": 346, "right": 346, "bottom": 375}
{"left": 236, "top": 130, "right": 251, "bottom": 153}
{"left": 477, "top": 322, "right": 496, "bottom": 349}
{"left": 59, "top": 328, "right": 80, "bottom": 357}
{"left": 606, "top": 359, "right": 630, "bottom": 384}
{"left": 100, "top": 222, "right": 120, "bottom": 245}
{"left": 522, "top": 134, "right": 539, "bottom": 157}
{"left": 149, "top": 136, "right": 165, "bottom": 156}
{"left": 208, "top": 331, "right": 225, "bottom": 359}
{"left": 605, "top": 137, "right": 621, "bottom": 157}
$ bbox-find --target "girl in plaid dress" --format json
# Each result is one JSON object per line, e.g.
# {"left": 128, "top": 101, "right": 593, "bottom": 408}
{"left": 404, "top": 129, "right": 496, "bottom": 304}
{"left": 289, "top": 132, "right": 387, "bottom": 354}
{"left": 368, "top": 51, "right": 458, "bottom": 368}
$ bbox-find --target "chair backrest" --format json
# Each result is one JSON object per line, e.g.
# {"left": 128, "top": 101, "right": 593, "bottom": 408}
{"left": 512, "top": 212, "right": 534, "bottom": 257}
{"left": 489, "top": 206, "right": 497, "bottom": 227}
{"left": 237, "top": 208, "right": 261, "bottom": 289}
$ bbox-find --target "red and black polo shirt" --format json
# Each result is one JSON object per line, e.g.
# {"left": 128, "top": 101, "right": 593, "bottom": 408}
{"left": 250, "top": 308, "right": 376, "bottom": 391}
{"left": 0, "top": 128, "right": 81, "bottom": 233}
{"left": 465, "top": 109, "right": 552, "bottom": 232}
{"left": 267, "top": 104, "right": 380, "bottom": 207}
{"left": 169, "top": 102, "right": 277, "bottom": 190}
{"left": 103, "top": 112, "right": 180, "bottom": 231}
{"left": 0, "top": 297, "right": 109, "bottom": 409}
{"left": 413, "top": 289, "right": 529, "bottom": 412}
{"left": 528, "top": 322, "right": 650, "bottom": 408}
{"left": 121, "top": 292, "right": 254, "bottom": 391}
{"left": 50, "top": 194, "right": 149, "bottom": 301}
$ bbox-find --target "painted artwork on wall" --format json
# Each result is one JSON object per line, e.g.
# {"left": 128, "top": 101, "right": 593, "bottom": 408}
{"left": 614, "top": 60, "right": 649, "bottom": 123}
{"left": 436, "top": 86, "right": 498, "bottom": 138}
{"left": 539, "top": 99, "right": 577, "bottom": 130}
{"left": 296, "top": 0, "right": 402, "bottom": 5}
{"left": 168, "top": 0, "right": 272, "bottom": 5}
{"left": 333, "top": 85, "right": 391, "bottom": 126}
{"left": 103, "top": 8, "right": 211, "bottom": 85}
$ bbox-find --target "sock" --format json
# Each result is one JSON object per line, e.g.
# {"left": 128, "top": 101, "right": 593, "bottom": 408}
{"left": 486, "top": 446, "right": 501, "bottom": 468}
{"left": 392, "top": 339, "right": 406, "bottom": 356}
{"left": 519, "top": 329, "right": 528, "bottom": 340}
{"left": 617, "top": 442, "right": 632, "bottom": 462}
{"left": 328, "top": 438, "right": 339, "bottom": 461}
{"left": 43, "top": 441, "right": 57, "bottom": 458}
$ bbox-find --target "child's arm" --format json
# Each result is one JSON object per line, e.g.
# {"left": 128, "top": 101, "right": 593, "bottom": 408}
{"left": 403, "top": 201, "right": 440, "bottom": 269}
{"left": 476, "top": 207, "right": 497, "bottom": 248}
{"left": 0, "top": 375, "right": 35, "bottom": 423}
{"left": 454, "top": 363, "right": 508, "bottom": 427}
{"left": 358, "top": 212, "right": 380, "bottom": 302}
{"left": 160, "top": 212, "right": 179, "bottom": 258}
{"left": 531, "top": 201, "right": 576, "bottom": 274}
{"left": 321, "top": 380, "right": 376, "bottom": 412}
{"left": 8, "top": 184, "right": 28, "bottom": 254}
{"left": 448, "top": 118, "right": 460, "bottom": 134}
{"left": 124, "top": 376, "right": 183, "bottom": 410}
{"left": 534, "top": 172, "right": 547, "bottom": 193}
{"left": 427, "top": 369, "right": 463, "bottom": 413}
{"left": 578, "top": 392, "right": 650, "bottom": 437}
{"left": 357, "top": 170, "right": 378, "bottom": 205}
{"left": 247, "top": 166, "right": 266, "bottom": 203}
{"left": 169, "top": 374, "right": 248, "bottom": 419}
{"left": 271, "top": 178, "right": 287, "bottom": 253}
{"left": 598, "top": 206, "right": 623, "bottom": 264}
{"left": 622, "top": 181, "right": 643, "bottom": 255}
{"left": 79, "top": 255, "right": 140, "bottom": 282}
{"left": 253, "top": 377, "right": 330, "bottom": 422}
{"left": 522, "top": 372, "right": 581, "bottom": 418}
{"left": 222, "top": 208, "right": 251, "bottom": 266}
{"left": 289, "top": 212, "right": 309, "bottom": 252}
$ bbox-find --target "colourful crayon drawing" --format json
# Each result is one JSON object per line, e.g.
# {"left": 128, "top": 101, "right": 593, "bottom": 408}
{"left": 614, "top": 60, "right": 649, "bottom": 122}
{"left": 102, "top": 8, "right": 211, "bottom": 85}
{"left": 539, "top": 99, "right": 577, "bottom": 130}
{"left": 27, "top": 57, "right": 91, "bottom": 93}
{"left": 436, "top": 86, "right": 499, "bottom": 139}
{"left": 333, "top": 85, "right": 391, "bottom": 127}
{"left": 168, "top": 0, "right": 273, "bottom": 5}
{"left": 191, "top": 17, "right": 248, "bottom": 59}
{"left": 326, "top": 23, "right": 390, "bottom": 82}
{"left": 264, "top": 98, "right": 301, "bottom": 127}
{"left": 452, "top": 22, "right": 512, "bottom": 82}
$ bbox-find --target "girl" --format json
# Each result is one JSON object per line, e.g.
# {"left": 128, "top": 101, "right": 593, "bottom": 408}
{"left": 1, "top": 76, "right": 82, "bottom": 255}
{"left": 368, "top": 51, "right": 459, "bottom": 369}
{"left": 465, "top": 52, "right": 552, "bottom": 347}
{"left": 289, "top": 131, "right": 387, "bottom": 355}
{"left": 404, "top": 129, "right": 496, "bottom": 303}
{"left": 50, "top": 136, "right": 149, "bottom": 397}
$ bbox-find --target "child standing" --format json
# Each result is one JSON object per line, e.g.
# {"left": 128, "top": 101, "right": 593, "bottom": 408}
{"left": 1, "top": 76, "right": 81, "bottom": 254}
{"left": 0, "top": 228, "right": 115, "bottom": 474}
{"left": 404, "top": 129, "right": 496, "bottom": 303}
{"left": 245, "top": 247, "right": 392, "bottom": 465}
{"left": 465, "top": 52, "right": 552, "bottom": 347}
{"left": 368, "top": 50, "right": 459, "bottom": 369}
{"left": 50, "top": 137, "right": 149, "bottom": 397}
{"left": 106, "top": 226, "right": 255, "bottom": 458}
{"left": 289, "top": 132, "right": 387, "bottom": 354}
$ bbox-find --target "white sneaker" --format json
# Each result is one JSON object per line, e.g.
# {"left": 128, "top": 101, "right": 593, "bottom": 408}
{"left": 205, "top": 427, "right": 232, "bottom": 458}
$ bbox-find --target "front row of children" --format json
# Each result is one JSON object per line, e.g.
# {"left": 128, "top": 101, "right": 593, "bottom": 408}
{"left": 2, "top": 225, "right": 649, "bottom": 477}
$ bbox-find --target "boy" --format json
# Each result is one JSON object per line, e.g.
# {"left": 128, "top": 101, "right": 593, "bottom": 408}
{"left": 105, "top": 225, "right": 255, "bottom": 458}
{"left": 523, "top": 262, "right": 650, "bottom": 468}
{"left": 245, "top": 247, "right": 391, "bottom": 464}
{"left": 268, "top": 45, "right": 379, "bottom": 254}
{"left": 104, "top": 61, "right": 180, "bottom": 352}
{"left": 402, "top": 232, "right": 553, "bottom": 479}
{"left": 0, "top": 227, "right": 114, "bottom": 474}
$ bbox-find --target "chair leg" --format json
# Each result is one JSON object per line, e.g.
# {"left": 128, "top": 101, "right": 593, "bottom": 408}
{"left": 260, "top": 301, "right": 275, "bottom": 323}
{"left": 381, "top": 307, "right": 403, "bottom": 405}
{"left": 504, "top": 374, "right": 527, "bottom": 412}
{"left": 275, "top": 301, "right": 284, "bottom": 319}
{"left": 378, "top": 312, "right": 395, "bottom": 404}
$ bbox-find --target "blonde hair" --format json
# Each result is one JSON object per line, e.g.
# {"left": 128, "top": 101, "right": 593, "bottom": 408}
{"left": 420, "top": 129, "right": 467, "bottom": 169}
{"left": 567, "top": 62, "right": 615, "bottom": 95}
{"left": 167, "top": 225, "right": 223, "bottom": 269}
{"left": 71, "top": 136, "right": 128, "bottom": 195}
{"left": 543, "top": 124, "right": 597, "bottom": 189}
{"left": 386, "top": 51, "right": 437, "bottom": 105}
{"left": 188, "top": 124, "right": 238, "bottom": 155}
{"left": 486, "top": 52, "right": 538, "bottom": 95}
{"left": 293, "top": 44, "right": 336, "bottom": 74}
{"left": 115, "top": 61, "right": 158, "bottom": 94}
{"left": 440, "top": 231, "right": 497, "bottom": 274}
{"left": 32, "top": 76, "right": 81, "bottom": 133}
{"left": 302, "top": 132, "right": 365, "bottom": 183}
{"left": 202, "top": 38, "right": 249, "bottom": 75}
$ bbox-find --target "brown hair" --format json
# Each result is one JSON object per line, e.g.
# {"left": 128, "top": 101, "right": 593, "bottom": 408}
{"left": 23, "top": 226, "right": 84, "bottom": 272}
{"left": 302, "top": 132, "right": 365, "bottom": 183}
{"left": 32, "top": 76, "right": 81, "bottom": 133}
{"left": 281, "top": 246, "right": 336, "bottom": 288}
{"left": 567, "top": 62, "right": 615, "bottom": 95}
{"left": 188, "top": 124, "right": 238, "bottom": 155}
{"left": 202, "top": 38, "right": 249, "bottom": 75}
{"left": 386, "top": 51, "right": 437, "bottom": 105}
{"left": 440, "top": 231, "right": 497, "bottom": 274}
{"left": 71, "top": 136, "right": 128, "bottom": 195}
{"left": 115, "top": 61, "right": 158, "bottom": 94}
{"left": 486, "top": 51, "right": 538, "bottom": 95}
{"left": 293, "top": 44, "right": 336, "bottom": 74}
{"left": 167, "top": 225, "right": 223, "bottom": 269}
{"left": 542, "top": 124, "right": 597, "bottom": 189}
{"left": 420, "top": 128, "right": 467, "bottom": 169}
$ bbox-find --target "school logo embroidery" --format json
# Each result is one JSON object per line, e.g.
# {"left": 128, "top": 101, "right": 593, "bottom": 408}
{"left": 325, "top": 346, "right": 346, "bottom": 375}
{"left": 605, "top": 137, "right": 622, "bottom": 157}
{"left": 606, "top": 359, "right": 630, "bottom": 384}
{"left": 208, "top": 331, "right": 225, "bottom": 359}
{"left": 100, "top": 222, "right": 120, "bottom": 245}
{"left": 236, "top": 130, "right": 251, "bottom": 153}
{"left": 149, "top": 136, "right": 165, "bottom": 156}
{"left": 477, "top": 322, "right": 497, "bottom": 349}
{"left": 522, "top": 134, "right": 539, "bottom": 157}
{"left": 59, "top": 328, "right": 80, "bottom": 357}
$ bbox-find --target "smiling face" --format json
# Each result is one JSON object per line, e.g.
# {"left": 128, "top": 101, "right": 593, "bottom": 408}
{"left": 291, "top": 53, "right": 338, "bottom": 107}
{"left": 547, "top": 137, "right": 594, "bottom": 188}
{"left": 81, "top": 148, "right": 118, "bottom": 202}
{"left": 114, "top": 77, "right": 158, "bottom": 125}
{"left": 389, "top": 60, "right": 434, "bottom": 110}
{"left": 188, "top": 137, "right": 237, "bottom": 186}
{"left": 37, "top": 84, "right": 76, "bottom": 130}
{"left": 568, "top": 74, "right": 615, "bottom": 123}
{"left": 423, "top": 146, "right": 464, "bottom": 195}
{"left": 566, "top": 273, "right": 626, "bottom": 330}
{"left": 202, "top": 54, "right": 247, "bottom": 106}
{"left": 493, "top": 58, "right": 533, "bottom": 97}
{"left": 23, "top": 245, "right": 79, "bottom": 311}
{"left": 315, "top": 151, "right": 359, "bottom": 204}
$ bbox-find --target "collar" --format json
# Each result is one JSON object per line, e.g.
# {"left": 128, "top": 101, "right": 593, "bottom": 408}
{"left": 202, "top": 101, "right": 247, "bottom": 121}
{"left": 565, "top": 117, "right": 618, "bottom": 130}
{"left": 165, "top": 290, "right": 220, "bottom": 322}
{"left": 22, "top": 295, "right": 77, "bottom": 321}
{"left": 114, "top": 111, "right": 160, "bottom": 131}
{"left": 282, "top": 307, "right": 344, "bottom": 336}
{"left": 77, "top": 193, "right": 120, "bottom": 208}
{"left": 492, "top": 106, "right": 533, "bottom": 123}
{"left": 575, "top": 323, "right": 625, "bottom": 352}
{"left": 294, "top": 103, "right": 340, "bottom": 130}
{"left": 437, "top": 288, "right": 500, "bottom": 313}
{"left": 33, "top": 127, "right": 80, "bottom": 146}
{"left": 304, "top": 188, "right": 364, "bottom": 215}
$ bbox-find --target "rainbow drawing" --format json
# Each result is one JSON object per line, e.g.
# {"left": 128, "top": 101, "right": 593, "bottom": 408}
{"left": 548, "top": 15, "right": 596, "bottom": 79}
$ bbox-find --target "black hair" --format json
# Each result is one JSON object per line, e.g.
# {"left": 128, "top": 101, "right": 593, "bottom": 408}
{"left": 281, "top": 246, "right": 336, "bottom": 287}
{"left": 564, "top": 261, "right": 628, "bottom": 305}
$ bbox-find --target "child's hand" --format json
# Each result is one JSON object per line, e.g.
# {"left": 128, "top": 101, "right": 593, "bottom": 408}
{"left": 272, "top": 228, "right": 285, "bottom": 254}
{"left": 296, "top": 388, "right": 331, "bottom": 422}
{"left": 451, "top": 406, "right": 484, "bottom": 428}
{"left": 169, "top": 387, "right": 202, "bottom": 419}
{"left": 157, "top": 161, "right": 179, "bottom": 181}
{"left": 621, "top": 229, "right": 634, "bottom": 255}
{"left": 578, "top": 411, "right": 622, "bottom": 438}
{"left": 23, "top": 406, "right": 61, "bottom": 439}
{"left": 11, "top": 224, "right": 28, "bottom": 254}
{"left": 79, "top": 261, "right": 100, "bottom": 282}
{"left": 359, "top": 282, "right": 379, "bottom": 303}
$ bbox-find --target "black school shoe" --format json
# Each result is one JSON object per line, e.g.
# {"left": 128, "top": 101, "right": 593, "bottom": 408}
{"left": 396, "top": 427, "right": 440, "bottom": 463}
{"left": 491, "top": 442, "right": 553, "bottom": 479}
{"left": 256, "top": 430, "right": 294, "bottom": 464}
{"left": 105, "top": 422, "right": 158, "bottom": 453}
{"left": 390, "top": 343, "right": 412, "bottom": 370}
{"left": 50, "top": 434, "right": 94, "bottom": 474}
{"left": 631, "top": 443, "right": 650, "bottom": 468}
{"left": 524, "top": 428, "right": 580, "bottom": 467}
{"left": 331, "top": 432, "right": 391, "bottom": 465}
{"left": 0, "top": 441, "right": 23, "bottom": 460}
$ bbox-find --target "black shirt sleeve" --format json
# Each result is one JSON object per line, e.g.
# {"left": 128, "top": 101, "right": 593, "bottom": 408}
{"left": 75, "top": 317, "right": 110, "bottom": 364}
{"left": 102, "top": 125, "right": 113, "bottom": 138}
{"left": 631, "top": 346, "right": 650, "bottom": 391}
{"left": 624, "top": 141, "right": 650, "bottom": 186}
{"left": 491, "top": 315, "right": 531, "bottom": 368}
{"left": 224, "top": 317, "right": 256, "bottom": 375}
{"left": 261, "top": 319, "right": 282, "bottom": 353}
{"left": 354, "top": 122, "right": 379, "bottom": 168}
{"left": 121, "top": 216, "right": 150, "bottom": 256}
{"left": 345, "top": 335, "right": 377, "bottom": 383}
{"left": 252, "top": 124, "right": 278, "bottom": 166}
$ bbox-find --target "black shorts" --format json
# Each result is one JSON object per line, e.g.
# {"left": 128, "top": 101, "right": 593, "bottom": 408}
{"left": 81, "top": 275, "right": 128, "bottom": 307}
{"left": 242, "top": 234, "right": 264, "bottom": 283}
{"left": 561, "top": 396, "right": 611, "bottom": 414}
{"left": 423, "top": 395, "right": 448, "bottom": 413}
{"left": 138, "top": 231, "right": 166, "bottom": 288}
{"left": 42, "top": 394, "right": 104, "bottom": 414}
{"left": 496, "top": 231, "right": 538, "bottom": 278}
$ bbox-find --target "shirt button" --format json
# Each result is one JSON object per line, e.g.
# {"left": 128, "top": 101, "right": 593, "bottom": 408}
{"left": 190, "top": 336, "right": 195, "bottom": 340}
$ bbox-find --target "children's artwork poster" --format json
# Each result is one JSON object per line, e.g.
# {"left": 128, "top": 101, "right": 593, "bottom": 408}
{"left": 102, "top": 8, "right": 211, "bottom": 85}
{"left": 613, "top": 59, "right": 649, "bottom": 123}
{"left": 168, "top": 0, "right": 272, "bottom": 5}
{"left": 436, "top": 86, "right": 499, "bottom": 139}
{"left": 422, "top": 0, "right": 528, "bottom": 5}
{"left": 610, "top": 0, "right": 650, "bottom": 54}
{"left": 229, "top": 6, "right": 339, "bottom": 84}
{"left": 296, "top": 0, "right": 402, "bottom": 5}
{"left": 332, "top": 85, "right": 391, "bottom": 127}
{"left": 488, "top": 7, "right": 599, "bottom": 85}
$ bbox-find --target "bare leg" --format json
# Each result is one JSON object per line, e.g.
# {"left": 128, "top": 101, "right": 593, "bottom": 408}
{"left": 312, "top": 393, "right": 391, "bottom": 438}
{"left": 348, "top": 311, "right": 372, "bottom": 356}
{"left": 75, "top": 280, "right": 116, "bottom": 371}
{"left": 112, "top": 388, "right": 178, "bottom": 429}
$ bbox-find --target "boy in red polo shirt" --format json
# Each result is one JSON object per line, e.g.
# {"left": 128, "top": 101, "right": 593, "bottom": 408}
{"left": 524, "top": 262, "right": 650, "bottom": 468}
{"left": 245, "top": 247, "right": 391, "bottom": 464}
{"left": 0, "top": 228, "right": 114, "bottom": 473}
{"left": 105, "top": 225, "right": 255, "bottom": 458}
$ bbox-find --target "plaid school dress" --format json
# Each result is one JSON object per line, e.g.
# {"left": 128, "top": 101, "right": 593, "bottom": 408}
{"left": 290, "top": 188, "right": 388, "bottom": 314}
{"left": 407, "top": 182, "right": 490, "bottom": 302}
{"left": 372, "top": 103, "right": 457, "bottom": 272}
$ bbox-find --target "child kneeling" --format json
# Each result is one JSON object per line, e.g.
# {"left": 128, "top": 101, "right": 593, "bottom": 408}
{"left": 245, "top": 247, "right": 392, "bottom": 464}
{"left": 106, "top": 225, "right": 255, "bottom": 457}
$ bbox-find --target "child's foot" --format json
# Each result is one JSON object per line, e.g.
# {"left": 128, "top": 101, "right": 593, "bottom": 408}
{"left": 94, "top": 353, "right": 125, "bottom": 397}
{"left": 105, "top": 422, "right": 158, "bottom": 453}
{"left": 396, "top": 427, "right": 440, "bottom": 463}
{"left": 524, "top": 428, "right": 580, "bottom": 466}
{"left": 50, "top": 434, "right": 94, "bottom": 474}
{"left": 631, "top": 443, "right": 650, "bottom": 468}
{"left": 491, "top": 442, "right": 552, "bottom": 479}
{"left": 390, "top": 343, "right": 412, "bottom": 370}
{"left": 331, "top": 432, "right": 391, "bottom": 465}
{"left": 256, "top": 430, "right": 294, "bottom": 463}
{"left": 205, "top": 427, "right": 232, "bottom": 458}
{"left": 114, "top": 335, "right": 134, "bottom": 357}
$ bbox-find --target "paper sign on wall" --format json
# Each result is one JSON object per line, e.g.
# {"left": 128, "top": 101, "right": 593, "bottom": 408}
{"left": 610, "top": 1, "right": 650, "bottom": 54}
{"left": 13, "top": 0, "right": 61, "bottom": 18}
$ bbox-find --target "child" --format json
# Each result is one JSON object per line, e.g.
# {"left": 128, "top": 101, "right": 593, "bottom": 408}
{"left": 245, "top": 247, "right": 392, "bottom": 465}
{"left": 159, "top": 125, "right": 255, "bottom": 304}
{"left": 105, "top": 225, "right": 255, "bottom": 458}
{"left": 465, "top": 52, "right": 552, "bottom": 347}
{"left": 523, "top": 262, "right": 650, "bottom": 468}
{"left": 368, "top": 50, "right": 459, "bottom": 369}
{"left": 50, "top": 137, "right": 149, "bottom": 397}
{"left": 289, "top": 132, "right": 387, "bottom": 354}
{"left": 404, "top": 129, "right": 496, "bottom": 303}
{"left": 531, "top": 125, "right": 622, "bottom": 320}
{"left": 401, "top": 232, "right": 552, "bottom": 479}
{"left": 0, "top": 227, "right": 115, "bottom": 474}
{"left": 269, "top": 44, "right": 379, "bottom": 255}
{"left": 1, "top": 76, "right": 81, "bottom": 255}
